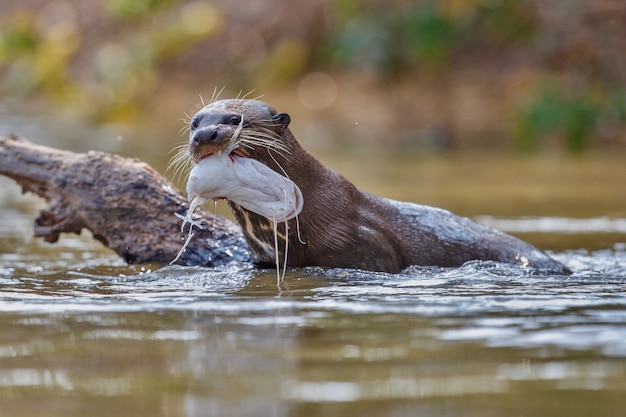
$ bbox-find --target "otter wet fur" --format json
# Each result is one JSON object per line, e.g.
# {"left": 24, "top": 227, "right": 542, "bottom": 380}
{"left": 171, "top": 98, "right": 569, "bottom": 275}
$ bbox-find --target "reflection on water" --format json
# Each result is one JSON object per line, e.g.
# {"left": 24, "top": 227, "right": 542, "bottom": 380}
{"left": 1, "top": 228, "right": 626, "bottom": 417}
{"left": 2, "top": 110, "right": 626, "bottom": 416}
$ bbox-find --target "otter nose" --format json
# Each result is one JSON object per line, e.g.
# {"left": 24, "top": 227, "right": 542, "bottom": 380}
{"left": 191, "top": 126, "right": 222, "bottom": 147}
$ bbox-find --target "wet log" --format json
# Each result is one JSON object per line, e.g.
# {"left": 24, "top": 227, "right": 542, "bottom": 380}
{"left": 0, "top": 135, "right": 249, "bottom": 266}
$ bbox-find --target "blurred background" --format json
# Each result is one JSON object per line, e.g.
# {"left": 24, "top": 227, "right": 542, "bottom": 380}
{"left": 2, "top": 0, "right": 626, "bottom": 150}
{"left": 1, "top": 0, "right": 626, "bottom": 246}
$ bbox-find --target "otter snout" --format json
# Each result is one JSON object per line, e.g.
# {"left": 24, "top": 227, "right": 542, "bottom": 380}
{"left": 188, "top": 111, "right": 243, "bottom": 160}
{"left": 189, "top": 125, "right": 229, "bottom": 162}
{"left": 191, "top": 126, "right": 224, "bottom": 147}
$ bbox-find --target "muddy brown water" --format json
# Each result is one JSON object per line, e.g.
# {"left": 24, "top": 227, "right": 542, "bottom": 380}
{"left": 1, "top": 112, "right": 626, "bottom": 417}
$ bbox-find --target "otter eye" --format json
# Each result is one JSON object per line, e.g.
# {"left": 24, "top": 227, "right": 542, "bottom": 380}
{"left": 190, "top": 116, "right": 200, "bottom": 130}
{"left": 227, "top": 115, "right": 241, "bottom": 126}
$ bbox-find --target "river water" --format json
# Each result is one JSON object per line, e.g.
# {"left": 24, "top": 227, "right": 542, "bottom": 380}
{"left": 1, "top": 110, "right": 626, "bottom": 416}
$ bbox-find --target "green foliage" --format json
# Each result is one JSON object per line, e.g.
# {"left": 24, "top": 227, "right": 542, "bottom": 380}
{"left": 400, "top": 7, "right": 458, "bottom": 66}
{"left": 479, "top": 0, "right": 536, "bottom": 42}
{"left": 515, "top": 86, "right": 601, "bottom": 152}
{"left": 610, "top": 92, "right": 626, "bottom": 122}
{"left": 323, "top": 16, "right": 389, "bottom": 73}
{"left": 321, "top": 4, "right": 459, "bottom": 75}
{"left": 0, "top": 12, "right": 39, "bottom": 63}
{"left": 321, "top": 0, "right": 537, "bottom": 75}
{"left": 107, "top": 0, "right": 175, "bottom": 19}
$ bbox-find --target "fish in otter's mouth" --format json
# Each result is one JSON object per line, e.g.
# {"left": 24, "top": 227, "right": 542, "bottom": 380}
{"left": 186, "top": 152, "right": 303, "bottom": 222}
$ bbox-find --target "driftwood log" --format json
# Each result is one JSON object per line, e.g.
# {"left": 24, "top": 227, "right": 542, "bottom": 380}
{"left": 0, "top": 135, "right": 249, "bottom": 266}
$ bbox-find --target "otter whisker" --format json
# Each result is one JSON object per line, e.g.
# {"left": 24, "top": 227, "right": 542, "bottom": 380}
{"left": 168, "top": 163, "right": 189, "bottom": 183}
{"left": 239, "top": 139, "right": 290, "bottom": 160}
{"left": 168, "top": 141, "right": 188, "bottom": 155}
{"left": 224, "top": 117, "right": 290, "bottom": 159}
{"left": 242, "top": 128, "right": 285, "bottom": 144}
{"left": 236, "top": 89, "right": 258, "bottom": 101}
{"left": 249, "top": 92, "right": 265, "bottom": 102}
{"left": 167, "top": 153, "right": 188, "bottom": 176}
{"left": 248, "top": 125, "right": 287, "bottom": 140}
{"left": 171, "top": 160, "right": 193, "bottom": 182}
{"left": 179, "top": 111, "right": 194, "bottom": 135}
{"left": 209, "top": 86, "right": 225, "bottom": 105}
{"left": 257, "top": 117, "right": 292, "bottom": 129}
{"left": 238, "top": 130, "right": 291, "bottom": 157}
{"left": 239, "top": 131, "right": 276, "bottom": 142}
{"left": 239, "top": 142, "right": 256, "bottom": 153}
{"left": 241, "top": 90, "right": 265, "bottom": 103}
{"left": 249, "top": 124, "right": 282, "bottom": 135}
{"left": 166, "top": 143, "right": 194, "bottom": 181}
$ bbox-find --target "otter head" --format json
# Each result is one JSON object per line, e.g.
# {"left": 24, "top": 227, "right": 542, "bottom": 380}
{"left": 171, "top": 99, "right": 314, "bottom": 270}
{"left": 174, "top": 98, "right": 304, "bottom": 242}
{"left": 185, "top": 99, "right": 292, "bottom": 166}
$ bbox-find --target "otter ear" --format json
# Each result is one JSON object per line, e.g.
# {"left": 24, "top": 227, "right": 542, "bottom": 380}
{"left": 272, "top": 112, "right": 291, "bottom": 130}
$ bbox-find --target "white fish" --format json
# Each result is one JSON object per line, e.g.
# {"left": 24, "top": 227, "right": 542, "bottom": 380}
{"left": 186, "top": 153, "right": 303, "bottom": 221}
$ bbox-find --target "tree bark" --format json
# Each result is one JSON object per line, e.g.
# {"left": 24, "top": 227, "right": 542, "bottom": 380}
{"left": 0, "top": 135, "right": 249, "bottom": 266}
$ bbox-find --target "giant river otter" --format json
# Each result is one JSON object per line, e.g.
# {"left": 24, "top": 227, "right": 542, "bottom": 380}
{"left": 171, "top": 99, "right": 569, "bottom": 275}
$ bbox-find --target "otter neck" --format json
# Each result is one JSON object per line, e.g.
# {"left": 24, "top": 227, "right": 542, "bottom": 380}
{"left": 228, "top": 130, "right": 391, "bottom": 268}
